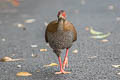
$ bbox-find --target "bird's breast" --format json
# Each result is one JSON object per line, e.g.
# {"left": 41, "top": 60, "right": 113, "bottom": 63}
{"left": 47, "top": 31, "right": 74, "bottom": 49}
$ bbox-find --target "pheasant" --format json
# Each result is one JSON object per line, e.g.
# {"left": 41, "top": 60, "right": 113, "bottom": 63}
{"left": 45, "top": 10, "right": 77, "bottom": 74}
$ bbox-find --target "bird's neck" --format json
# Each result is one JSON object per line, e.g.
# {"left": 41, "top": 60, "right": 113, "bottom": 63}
{"left": 57, "top": 18, "right": 65, "bottom": 31}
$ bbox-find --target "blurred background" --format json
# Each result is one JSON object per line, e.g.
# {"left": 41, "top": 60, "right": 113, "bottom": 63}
{"left": 0, "top": 0, "right": 120, "bottom": 80}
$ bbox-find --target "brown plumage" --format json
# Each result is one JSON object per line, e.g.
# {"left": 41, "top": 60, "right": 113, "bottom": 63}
{"left": 45, "top": 10, "right": 77, "bottom": 74}
{"left": 45, "top": 20, "right": 77, "bottom": 42}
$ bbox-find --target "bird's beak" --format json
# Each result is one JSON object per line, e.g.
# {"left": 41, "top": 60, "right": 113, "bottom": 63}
{"left": 58, "top": 14, "right": 65, "bottom": 19}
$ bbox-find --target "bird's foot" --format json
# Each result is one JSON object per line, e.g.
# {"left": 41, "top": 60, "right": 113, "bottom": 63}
{"left": 55, "top": 70, "right": 71, "bottom": 74}
{"left": 63, "top": 57, "right": 68, "bottom": 69}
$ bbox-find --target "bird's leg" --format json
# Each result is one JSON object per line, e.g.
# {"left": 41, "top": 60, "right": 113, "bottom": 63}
{"left": 63, "top": 48, "right": 69, "bottom": 69}
{"left": 55, "top": 56, "right": 71, "bottom": 74}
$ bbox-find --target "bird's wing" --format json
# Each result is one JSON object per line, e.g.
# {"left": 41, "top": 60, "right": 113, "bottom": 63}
{"left": 64, "top": 21, "right": 77, "bottom": 42}
{"left": 45, "top": 20, "right": 58, "bottom": 42}
{"left": 45, "top": 28, "right": 48, "bottom": 42}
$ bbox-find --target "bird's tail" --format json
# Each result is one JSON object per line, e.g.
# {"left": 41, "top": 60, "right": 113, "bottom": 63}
{"left": 53, "top": 49, "right": 61, "bottom": 57}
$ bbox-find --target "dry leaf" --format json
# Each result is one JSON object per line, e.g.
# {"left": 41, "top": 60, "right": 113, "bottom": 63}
{"left": 17, "top": 23, "right": 24, "bottom": 28}
{"left": 101, "top": 39, "right": 109, "bottom": 42}
{"left": 31, "top": 45, "right": 38, "bottom": 48}
{"left": 31, "top": 53, "right": 38, "bottom": 58}
{"left": 90, "top": 27, "right": 103, "bottom": 35}
{"left": 36, "top": 69, "right": 40, "bottom": 72}
{"left": 40, "top": 49, "right": 47, "bottom": 52}
{"left": 43, "top": 63, "right": 58, "bottom": 67}
{"left": 88, "top": 56, "right": 97, "bottom": 59}
{"left": 17, "top": 65, "right": 21, "bottom": 68}
{"left": 0, "top": 56, "right": 24, "bottom": 62}
{"left": 112, "top": 65, "right": 120, "bottom": 68}
{"left": 16, "top": 72, "right": 32, "bottom": 76}
{"left": 2, "top": 38, "right": 6, "bottom": 42}
{"left": 24, "top": 19, "right": 36, "bottom": 23}
{"left": 117, "top": 72, "right": 120, "bottom": 75}
{"left": 72, "top": 49, "right": 78, "bottom": 54}
{"left": 44, "top": 22, "right": 48, "bottom": 26}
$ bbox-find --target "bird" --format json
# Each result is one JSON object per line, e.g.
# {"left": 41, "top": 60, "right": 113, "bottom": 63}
{"left": 45, "top": 10, "right": 77, "bottom": 74}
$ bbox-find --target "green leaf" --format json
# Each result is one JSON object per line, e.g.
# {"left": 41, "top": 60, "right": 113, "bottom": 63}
{"left": 90, "top": 32, "right": 111, "bottom": 39}
{"left": 90, "top": 27, "right": 103, "bottom": 35}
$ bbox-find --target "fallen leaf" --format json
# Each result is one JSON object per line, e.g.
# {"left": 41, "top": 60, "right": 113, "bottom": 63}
{"left": 24, "top": 19, "right": 36, "bottom": 23}
{"left": 117, "top": 72, "right": 120, "bottom": 75}
{"left": 17, "top": 65, "right": 22, "bottom": 68}
{"left": 36, "top": 69, "right": 40, "bottom": 72}
{"left": 90, "top": 27, "right": 103, "bottom": 35}
{"left": 72, "top": 49, "right": 78, "bottom": 54}
{"left": 31, "top": 53, "right": 38, "bottom": 58}
{"left": 40, "top": 49, "right": 47, "bottom": 52}
{"left": 16, "top": 72, "right": 32, "bottom": 76}
{"left": 31, "top": 45, "right": 38, "bottom": 48}
{"left": 101, "top": 39, "right": 109, "bottom": 42}
{"left": 44, "top": 22, "right": 48, "bottom": 26}
{"left": 88, "top": 56, "right": 97, "bottom": 59}
{"left": 2, "top": 38, "right": 6, "bottom": 42}
{"left": 17, "top": 23, "right": 24, "bottom": 28}
{"left": 90, "top": 32, "right": 111, "bottom": 39}
{"left": 112, "top": 65, "right": 120, "bottom": 68}
{"left": 43, "top": 63, "right": 58, "bottom": 67}
{"left": 0, "top": 56, "right": 24, "bottom": 62}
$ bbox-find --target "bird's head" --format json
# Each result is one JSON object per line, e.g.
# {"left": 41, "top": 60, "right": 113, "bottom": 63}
{"left": 57, "top": 10, "right": 66, "bottom": 20}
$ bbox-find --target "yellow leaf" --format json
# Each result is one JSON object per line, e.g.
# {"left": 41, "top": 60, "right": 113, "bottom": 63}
{"left": 16, "top": 72, "right": 32, "bottom": 76}
{"left": 43, "top": 63, "right": 58, "bottom": 67}
{"left": 90, "top": 27, "right": 103, "bottom": 35}
{"left": 24, "top": 19, "right": 36, "bottom": 23}
{"left": 0, "top": 56, "right": 24, "bottom": 62}
{"left": 40, "top": 49, "right": 47, "bottom": 52}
